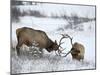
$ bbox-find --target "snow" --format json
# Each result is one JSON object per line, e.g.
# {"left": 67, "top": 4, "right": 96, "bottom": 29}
{"left": 11, "top": 52, "right": 95, "bottom": 74}
{"left": 11, "top": 3, "right": 96, "bottom": 74}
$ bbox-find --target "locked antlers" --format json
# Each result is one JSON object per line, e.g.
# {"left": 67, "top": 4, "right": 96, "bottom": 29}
{"left": 56, "top": 34, "right": 73, "bottom": 56}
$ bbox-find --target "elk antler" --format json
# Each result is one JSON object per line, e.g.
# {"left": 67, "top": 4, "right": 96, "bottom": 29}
{"left": 57, "top": 34, "right": 73, "bottom": 56}
{"left": 56, "top": 34, "right": 67, "bottom": 56}
{"left": 54, "top": 35, "right": 65, "bottom": 56}
{"left": 63, "top": 34, "right": 73, "bottom": 47}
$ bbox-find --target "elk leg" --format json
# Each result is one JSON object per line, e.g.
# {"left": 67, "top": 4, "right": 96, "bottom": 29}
{"left": 16, "top": 38, "right": 23, "bottom": 56}
{"left": 16, "top": 44, "right": 20, "bottom": 56}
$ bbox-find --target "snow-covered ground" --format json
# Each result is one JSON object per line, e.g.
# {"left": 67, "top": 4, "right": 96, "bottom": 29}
{"left": 11, "top": 4, "right": 96, "bottom": 74}
{"left": 11, "top": 16, "right": 96, "bottom": 74}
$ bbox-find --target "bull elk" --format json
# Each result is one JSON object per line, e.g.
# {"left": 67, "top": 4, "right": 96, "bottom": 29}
{"left": 16, "top": 27, "right": 64, "bottom": 56}
{"left": 60, "top": 34, "right": 85, "bottom": 61}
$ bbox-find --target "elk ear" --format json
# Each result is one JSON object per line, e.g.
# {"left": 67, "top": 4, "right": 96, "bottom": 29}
{"left": 55, "top": 40, "right": 57, "bottom": 44}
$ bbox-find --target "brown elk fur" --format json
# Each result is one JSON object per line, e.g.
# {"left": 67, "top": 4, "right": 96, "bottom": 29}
{"left": 71, "top": 42, "right": 85, "bottom": 61}
{"left": 16, "top": 27, "right": 59, "bottom": 56}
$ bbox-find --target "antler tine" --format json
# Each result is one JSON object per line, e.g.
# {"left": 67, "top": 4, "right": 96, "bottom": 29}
{"left": 61, "top": 34, "right": 73, "bottom": 46}
{"left": 59, "top": 34, "right": 67, "bottom": 46}
{"left": 64, "top": 34, "right": 73, "bottom": 47}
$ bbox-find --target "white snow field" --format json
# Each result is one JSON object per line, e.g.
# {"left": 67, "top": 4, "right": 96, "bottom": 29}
{"left": 11, "top": 3, "right": 96, "bottom": 74}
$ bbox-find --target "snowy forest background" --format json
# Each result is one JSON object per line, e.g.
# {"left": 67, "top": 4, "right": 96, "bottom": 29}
{"left": 11, "top": 0, "right": 96, "bottom": 74}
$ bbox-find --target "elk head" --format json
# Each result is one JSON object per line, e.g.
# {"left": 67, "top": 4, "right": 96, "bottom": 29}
{"left": 52, "top": 40, "right": 59, "bottom": 50}
{"left": 46, "top": 40, "right": 59, "bottom": 52}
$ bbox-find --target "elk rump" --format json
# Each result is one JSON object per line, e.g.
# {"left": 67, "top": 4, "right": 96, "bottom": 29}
{"left": 16, "top": 27, "right": 59, "bottom": 56}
